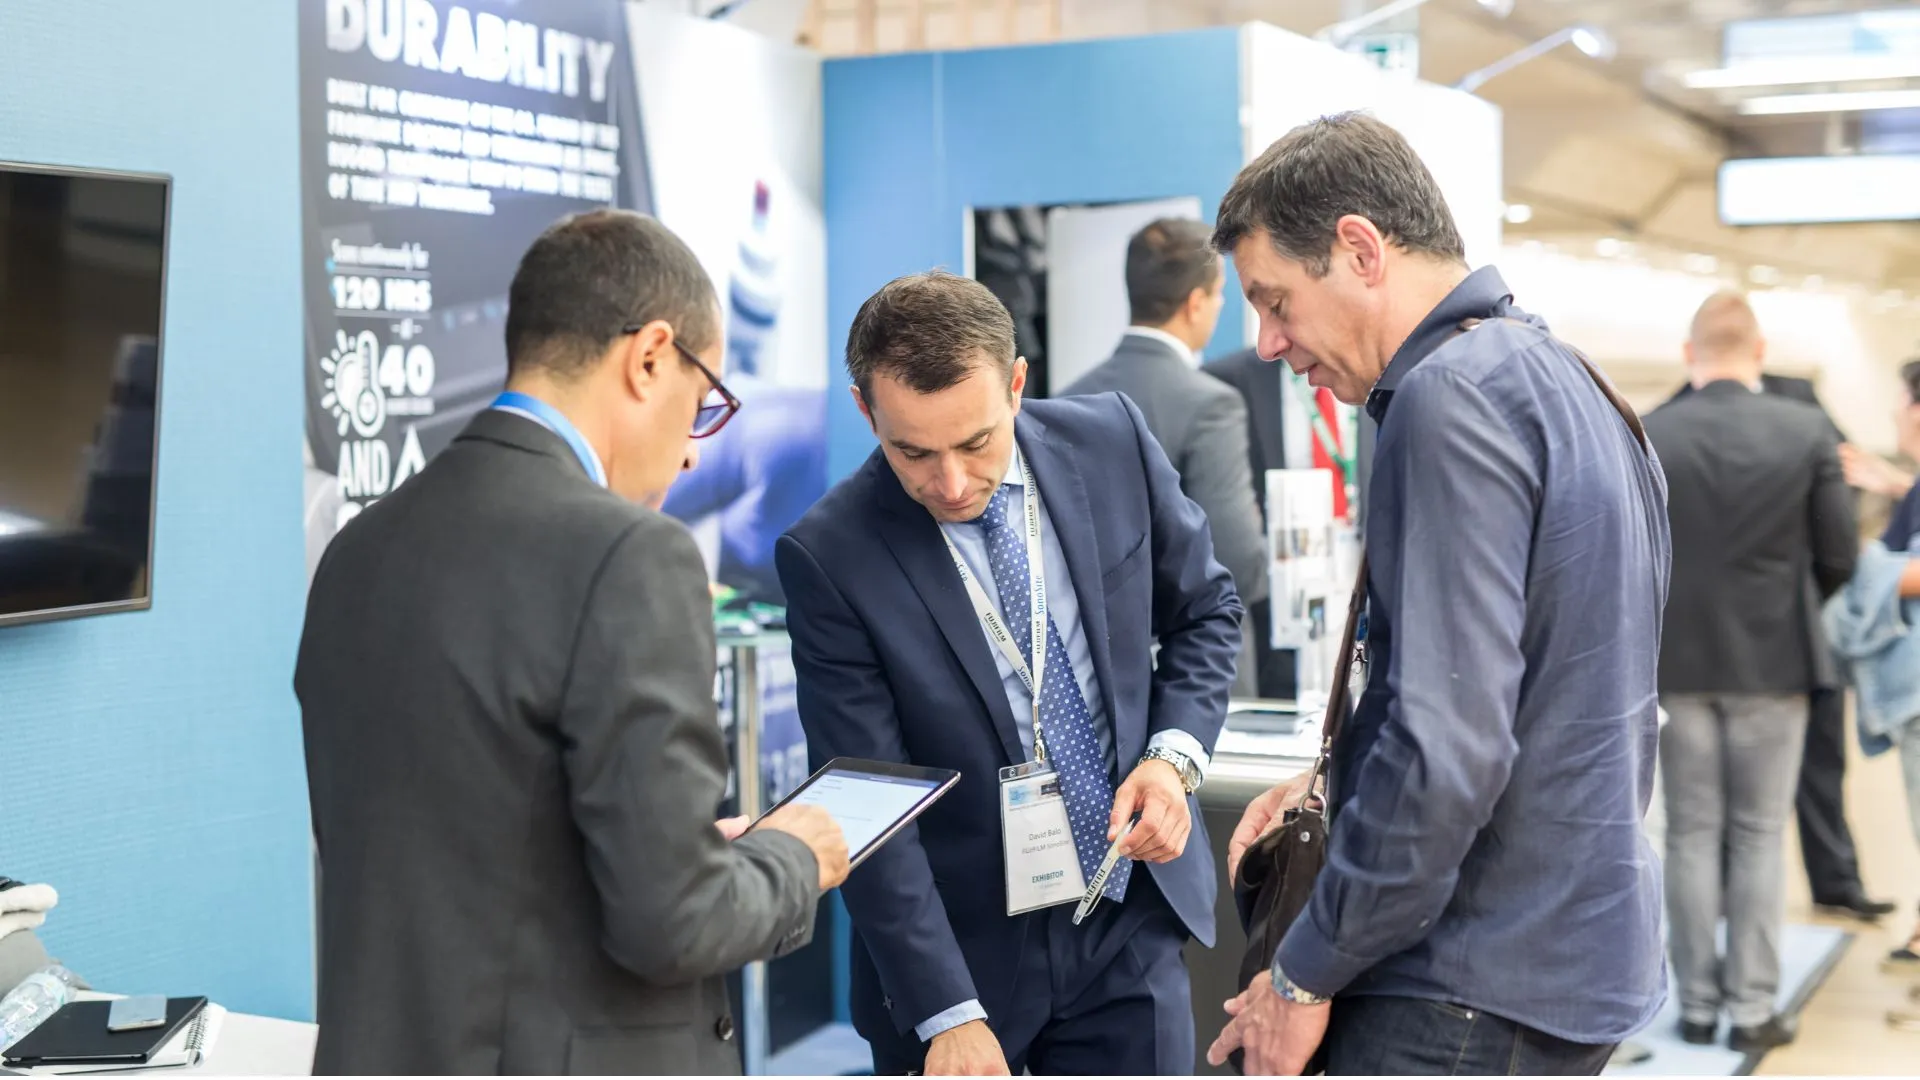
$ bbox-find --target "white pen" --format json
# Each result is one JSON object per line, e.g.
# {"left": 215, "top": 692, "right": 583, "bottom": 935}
{"left": 1072, "top": 818, "right": 1137, "bottom": 925}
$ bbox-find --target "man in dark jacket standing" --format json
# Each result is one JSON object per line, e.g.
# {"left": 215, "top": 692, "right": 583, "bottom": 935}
{"left": 1646, "top": 290, "right": 1859, "bottom": 1052}
{"left": 1664, "top": 370, "right": 1893, "bottom": 923}
{"left": 297, "top": 211, "right": 848, "bottom": 1074}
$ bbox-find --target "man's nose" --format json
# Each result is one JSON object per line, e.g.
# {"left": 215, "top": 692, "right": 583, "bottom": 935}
{"left": 937, "top": 458, "right": 969, "bottom": 500}
{"left": 1259, "top": 323, "right": 1293, "bottom": 363}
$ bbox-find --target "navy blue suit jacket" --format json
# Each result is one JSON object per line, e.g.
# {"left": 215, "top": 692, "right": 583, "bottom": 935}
{"left": 775, "top": 393, "right": 1240, "bottom": 1043}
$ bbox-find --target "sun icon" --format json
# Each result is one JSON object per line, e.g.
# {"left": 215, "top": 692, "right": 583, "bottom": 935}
{"left": 320, "top": 329, "right": 387, "bottom": 438}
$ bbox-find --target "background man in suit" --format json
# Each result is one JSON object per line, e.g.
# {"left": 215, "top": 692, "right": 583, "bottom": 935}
{"left": 1665, "top": 370, "right": 1893, "bottom": 923}
{"left": 296, "top": 210, "right": 849, "bottom": 1075}
{"left": 1063, "top": 218, "right": 1266, "bottom": 695}
{"left": 1646, "top": 290, "right": 1858, "bottom": 1053}
{"left": 777, "top": 271, "right": 1242, "bottom": 1075}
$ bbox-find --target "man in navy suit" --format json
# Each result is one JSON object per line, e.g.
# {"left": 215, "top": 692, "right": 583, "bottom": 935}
{"left": 777, "top": 271, "right": 1242, "bottom": 1075}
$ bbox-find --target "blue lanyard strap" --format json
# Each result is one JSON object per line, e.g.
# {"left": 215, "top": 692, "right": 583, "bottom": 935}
{"left": 490, "top": 391, "right": 608, "bottom": 488}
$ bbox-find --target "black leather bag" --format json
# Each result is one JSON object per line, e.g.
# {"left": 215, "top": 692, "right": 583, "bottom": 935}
{"left": 1226, "top": 556, "right": 1368, "bottom": 1076}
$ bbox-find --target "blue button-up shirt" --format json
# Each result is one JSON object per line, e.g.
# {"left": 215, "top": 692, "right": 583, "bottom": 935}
{"left": 1275, "top": 267, "right": 1672, "bottom": 1043}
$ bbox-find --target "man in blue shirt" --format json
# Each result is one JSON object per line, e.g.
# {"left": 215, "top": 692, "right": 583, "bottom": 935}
{"left": 1204, "top": 112, "right": 1671, "bottom": 1075}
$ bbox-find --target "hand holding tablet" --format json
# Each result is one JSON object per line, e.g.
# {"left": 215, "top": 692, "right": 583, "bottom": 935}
{"left": 756, "top": 803, "right": 851, "bottom": 890}
{"left": 748, "top": 758, "right": 961, "bottom": 871}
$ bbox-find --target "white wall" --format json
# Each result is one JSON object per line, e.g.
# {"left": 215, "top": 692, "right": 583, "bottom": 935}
{"left": 626, "top": 3, "right": 827, "bottom": 389}
{"left": 1499, "top": 245, "right": 1920, "bottom": 452}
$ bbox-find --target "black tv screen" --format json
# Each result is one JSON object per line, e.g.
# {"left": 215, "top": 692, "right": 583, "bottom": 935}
{"left": 0, "top": 163, "right": 169, "bottom": 628}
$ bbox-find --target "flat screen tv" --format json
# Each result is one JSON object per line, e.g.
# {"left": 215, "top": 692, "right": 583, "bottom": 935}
{"left": 0, "top": 162, "right": 169, "bottom": 628}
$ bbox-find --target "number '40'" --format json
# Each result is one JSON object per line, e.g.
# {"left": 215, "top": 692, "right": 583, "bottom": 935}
{"left": 377, "top": 343, "right": 436, "bottom": 397}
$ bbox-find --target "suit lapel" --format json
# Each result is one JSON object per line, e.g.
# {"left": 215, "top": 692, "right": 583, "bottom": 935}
{"left": 872, "top": 460, "right": 1027, "bottom": 766}
{"left": 1016, "top": 413, "right": 1124, "bottom": 750}
{"left": 1250, "top": 357, "right": 1286, "bottom": 475}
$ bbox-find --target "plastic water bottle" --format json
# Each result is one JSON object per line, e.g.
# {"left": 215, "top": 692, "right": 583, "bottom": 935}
{"left": 0, "top": 965, "right": 81, "bottom": 1051}
{"left": 726, "top": 181, "right": 781, "bottom": 378}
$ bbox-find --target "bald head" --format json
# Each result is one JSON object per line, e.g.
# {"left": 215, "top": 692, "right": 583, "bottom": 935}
{"left": 1685, "top": 290, "right": 1765, "bottom": 387}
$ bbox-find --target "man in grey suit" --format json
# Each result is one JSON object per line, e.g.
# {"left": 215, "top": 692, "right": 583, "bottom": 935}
{"left": 296, "top": 210, "right": 849, "bottom": 1075}
{"left": 1063, "top": 218, "right": 1267, "bottom": 693}
{"left": 1645, "top": 290, "right": 1857, "bottom": 1053}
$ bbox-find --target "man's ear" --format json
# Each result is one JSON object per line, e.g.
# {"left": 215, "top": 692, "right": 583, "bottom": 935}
{"left": 622, "top": 320, "right": 673, "bottom": 399}
{"left": 1334, "top": 215, "right": 1389, "bottom": 286}
{"left": 851, "top": 384, "right": 875, "bottom": 431}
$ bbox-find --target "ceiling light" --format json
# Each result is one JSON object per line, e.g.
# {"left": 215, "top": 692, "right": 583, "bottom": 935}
{"left": 1594, "top": 237, "right": 1624, "bottom": 257}
{"left": 1748, "top": 265, "right": 1781, "bottom": 286}
{"left": 1455, "top": 24, "right": 1617, "bottom": 93}
{"left": 1683, "top": 253, "right": 1719, "bottom": 275}
{"left": 1503, "top": 202, "right": 1534, "bottom": 224}
{"left": 1683, "top": 55, "right": 1920, "bottom": 90}
{"left": 1570, "top": 25, "right": 1616, "bottom": 61}
{"left": 1803, "top": 275, "right": 1824, "bottom": 290}
{"left": 1739, "top": 88, "right": 1920, "bottom": 116}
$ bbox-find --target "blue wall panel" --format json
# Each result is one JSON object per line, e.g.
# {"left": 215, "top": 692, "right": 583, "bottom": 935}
{"left": 822, "top": 30, "right": 1247, "bottom": 481}
{"left": 0, "top": 0, "right": 313, "bottom": 1020}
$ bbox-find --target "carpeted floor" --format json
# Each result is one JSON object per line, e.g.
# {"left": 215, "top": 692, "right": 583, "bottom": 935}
{"left": 1607, "top": 923, "right": 1854, "bottom": 1077}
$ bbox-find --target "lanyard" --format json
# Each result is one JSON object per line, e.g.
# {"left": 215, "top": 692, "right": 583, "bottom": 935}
{"left": 941, "top": 457, "right": 1051, "bottom": 764}
{"left": 490, "top": 391, "right": 608, "bottom": 488}
{"left": 1285, "top": 370, "right": 1356, "bottom": 478}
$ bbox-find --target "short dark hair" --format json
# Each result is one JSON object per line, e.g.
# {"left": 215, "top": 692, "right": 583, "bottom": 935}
{"left": 1126, "top": 218, "right": 1222, "bottom": 326}
{"left": 505, "top": 209, "right": 718, "bottom": 378}
{"left": 1212, "top": 111, "right": 1466, "bottom": 277}
{"left": 846, "top": 270, "right": 1016, "bottom": 396}
{"left": 1902, "top": 357, "right": 1920, "bottom": 403}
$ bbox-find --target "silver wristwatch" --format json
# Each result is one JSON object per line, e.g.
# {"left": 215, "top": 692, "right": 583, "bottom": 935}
{"left": 1139, "top": 747, "right": 1201, "bottom": 794}
{"left": 1272, "top": 967, "right": 1330, "bottom": 1006}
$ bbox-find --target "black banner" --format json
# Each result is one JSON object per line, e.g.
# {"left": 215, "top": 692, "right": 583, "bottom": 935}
{"left": 300, "top": 0, "right": 649, "bottom": 558}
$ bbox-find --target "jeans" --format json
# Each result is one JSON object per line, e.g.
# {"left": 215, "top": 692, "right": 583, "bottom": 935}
{"left": 1324, "top": 995, "right": 1614, "bottom": 1075}
{"left": 1661, "top": 693, "right": 1808, "bottom": 1027}
{"left": 1903, "top": 716, "right": 1920, "bottom": 856}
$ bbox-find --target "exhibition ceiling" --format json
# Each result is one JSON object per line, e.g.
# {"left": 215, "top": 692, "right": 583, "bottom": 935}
{"left": 769, "top": 0, "right": 1920, "bottom": 301}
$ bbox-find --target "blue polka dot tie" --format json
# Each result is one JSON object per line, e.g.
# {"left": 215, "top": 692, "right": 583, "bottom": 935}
{"left": 975, "top": 484, "right": 1129, "bottom": 903}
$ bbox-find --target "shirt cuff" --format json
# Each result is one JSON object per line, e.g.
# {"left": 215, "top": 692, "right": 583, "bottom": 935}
{"left": 915, "top": 999, "right": 988, "bottom": 1043}
{"left": 1147, "top": 730, "right": 1212, "bottom": 785}
{"left": 1273, "top": 907, "right": 1373, "bottom": 999}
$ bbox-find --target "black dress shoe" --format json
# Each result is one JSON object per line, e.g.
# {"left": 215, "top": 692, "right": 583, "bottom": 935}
{"left": 1728, "top": 1016, "right": 1796, "bottom": 1054}
{"left": 1814, "top": 895, "right": 1898, "bottom": 921}
{"left": 1679, "top": 1019, "right": 1716, "bottom": 1045}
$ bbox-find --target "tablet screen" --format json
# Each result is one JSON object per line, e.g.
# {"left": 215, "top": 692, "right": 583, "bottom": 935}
{"left": 786, "top": 766, "right": 946, "bottom": 858}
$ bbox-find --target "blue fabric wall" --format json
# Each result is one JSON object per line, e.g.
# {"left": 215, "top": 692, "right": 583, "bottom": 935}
{"left": 0, "top": 0, "right": 313, "bottom": 1020}
{"left": 821, "top": 29, "right": 1248, "bottom": 481}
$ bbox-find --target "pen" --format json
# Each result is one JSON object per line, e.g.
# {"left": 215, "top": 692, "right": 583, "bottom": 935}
{"left": 1072, "top": 818, "right": 1136, "bottom": 925}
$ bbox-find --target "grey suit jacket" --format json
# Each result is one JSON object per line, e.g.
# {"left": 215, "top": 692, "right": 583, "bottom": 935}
{"left": 1063, "top": 334, "right": 1268, "bottom": 608}
{"left": 296, "top": 410, "right": 820, "bottom": 1075}
{"left": 1644, "top": 381, "right": 1858, "bottom": 695}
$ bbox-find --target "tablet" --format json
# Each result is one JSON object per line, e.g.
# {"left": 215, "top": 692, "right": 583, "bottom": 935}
{"left": 749, "top": 757, "right": 960, "bottom": 868}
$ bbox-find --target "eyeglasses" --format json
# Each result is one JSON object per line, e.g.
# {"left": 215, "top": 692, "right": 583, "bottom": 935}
{"left": 622, "top": 323, "right": 741, "bottom": 438}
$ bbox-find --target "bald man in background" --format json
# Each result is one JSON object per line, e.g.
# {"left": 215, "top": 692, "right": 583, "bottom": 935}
{"left": 1644, "top": 291, "right": 1858, "bottom": 1052}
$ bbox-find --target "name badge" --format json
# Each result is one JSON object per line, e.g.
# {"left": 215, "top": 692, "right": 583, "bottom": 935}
{"left": 999, "top": 761, "right": 1085, "bottom": 915}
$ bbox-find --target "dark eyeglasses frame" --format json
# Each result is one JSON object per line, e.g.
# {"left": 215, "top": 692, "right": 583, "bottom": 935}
{"left": 622, "top": 322, "right": 741, "bottom": 438}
